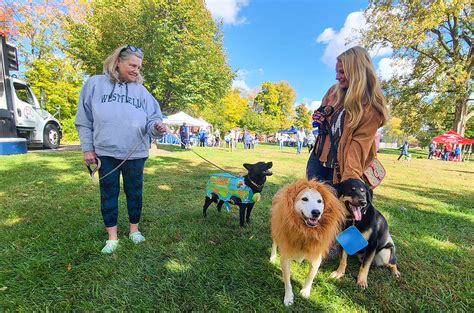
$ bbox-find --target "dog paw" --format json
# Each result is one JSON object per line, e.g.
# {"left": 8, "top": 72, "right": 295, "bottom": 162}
{"left": 283, "top": 292, "right": 294, "bottom": 306}
{"left": 330, "top": 271, "right": 344, "bottom": 279}
{"left": 357, "top": 279, "right": 368, "bottom": 289}
{"left": 393, "top": 270, "right": 401, "bottom": 278}
{"left": 300, "top": 287, "right": 311, "bottom": 298}
{"left": 269, "top": 255, "right": 277, "bottom": 264}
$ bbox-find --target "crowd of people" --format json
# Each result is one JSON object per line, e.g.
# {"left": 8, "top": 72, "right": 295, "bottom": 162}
{"left": 428, "top": 142, "right": 463, "bottom": 161}
{"left": 174, "top": 124, "right": 262, "bottom": 150}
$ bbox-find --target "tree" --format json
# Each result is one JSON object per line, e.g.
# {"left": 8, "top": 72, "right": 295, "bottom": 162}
{"left": 253, "top": 82, "right": 279, "bottom": 114}
{"left": 25, "top": 58, "right": 83, "bottom": 120}
{"left": 382, "top": 116, "right": 404, "bottom": 143}
{"left": 200, "top": 89, "right": 248, "bottom": 132}
{"left": 63, "top": 0, "right": 233, "bottom": 113}
{"left": 252, "top": 81, "right": 296, "bottom": 130}
{"left": 3, "top": 0, "right": 85, "bottom": 140}
{"left": 239, "top": 109, "right": 279, "bottom": 134}
{"left": 293, "top": 104, "right": 311, "bottom": 130}
{"left": 274, "top": 81, "right": 297, "bottom": 129}
{"left": 0, "top": 2, "right": 17, "bottom": 37}
{"left": 363, "top": 0, "right": 473, "bottom": 136}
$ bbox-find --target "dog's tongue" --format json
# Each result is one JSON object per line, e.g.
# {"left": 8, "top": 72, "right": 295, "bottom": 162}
{"left": 351, "top": 207, "right": 362, "bottom": 221}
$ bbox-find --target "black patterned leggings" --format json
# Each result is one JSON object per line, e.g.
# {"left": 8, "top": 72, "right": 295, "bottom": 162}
{"left": 98, "top": 156, "right": 146, "bottom": 227}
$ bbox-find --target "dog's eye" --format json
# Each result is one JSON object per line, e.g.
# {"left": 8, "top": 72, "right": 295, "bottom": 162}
{"left": 301, "top": 197, "right": 308, "bottom": 201}
{"left": 317, "top": 199, "right": 322, "bottom": 203}
{"left": 351, "top": 187, "right": 356, "bottom": 191}
{"left": 360, "top": 188, "right": 365, "bottom": 192}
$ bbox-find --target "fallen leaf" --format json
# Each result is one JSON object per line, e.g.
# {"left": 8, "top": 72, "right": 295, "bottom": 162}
{"left": 67, "top": 264, "right": 72, "bottom": 272}
{"left": 0, "top": 287, "right": 7, "bottom": 291}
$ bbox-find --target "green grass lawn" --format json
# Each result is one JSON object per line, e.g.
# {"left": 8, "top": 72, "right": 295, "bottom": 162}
{"left": 0, "top": 144, "right": 472, "bottom": 311}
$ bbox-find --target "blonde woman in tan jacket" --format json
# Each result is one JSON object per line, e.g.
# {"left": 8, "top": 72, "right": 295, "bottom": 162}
{"left": 307, "top": 46, "right": 389, "bottom": 184}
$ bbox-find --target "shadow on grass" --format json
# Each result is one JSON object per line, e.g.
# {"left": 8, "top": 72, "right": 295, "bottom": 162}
{"left": 381, "top": 182, "right": 474, "bottom": 215}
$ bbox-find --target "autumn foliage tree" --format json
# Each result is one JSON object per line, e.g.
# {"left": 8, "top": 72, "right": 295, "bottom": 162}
{"left": 2, "top": 0, "right": 86, "bottom": 140}
{"left": 293, "top": 103, "right": 311, "bottom": 130}
{"left": 363, "top": 0, "right": 473, "bottom": 136}
{"left": 252, "top": 81, "right": 296, "bottom": 132}
{"left": 63, "top": 0, "right": 233, "bottom": 114}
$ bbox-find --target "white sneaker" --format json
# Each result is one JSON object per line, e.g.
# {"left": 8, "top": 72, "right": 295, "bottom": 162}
{"left": 101, "top": 239, "right": 119, "bottom": 254}
{"left": 129, "top": 231, "right": 146, "bottom": 244}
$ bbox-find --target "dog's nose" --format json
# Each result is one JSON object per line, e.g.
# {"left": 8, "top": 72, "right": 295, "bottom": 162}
{"left": 359, "top": 199, "right": 367, "bottom": 206}
{"left": 311, "top": 210, "right": 321, "bottom": 218}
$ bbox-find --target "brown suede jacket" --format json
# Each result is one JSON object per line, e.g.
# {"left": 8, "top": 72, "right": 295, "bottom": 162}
{"left": 317, "top": 84, "right": 383, "bottom": 183}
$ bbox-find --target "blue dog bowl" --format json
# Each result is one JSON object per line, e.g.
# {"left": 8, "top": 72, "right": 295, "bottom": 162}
{"left": 336, "top": 226, "right": 368, "bottom": 255}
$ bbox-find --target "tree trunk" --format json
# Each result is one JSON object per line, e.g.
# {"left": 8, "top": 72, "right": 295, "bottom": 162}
{"left": 453, "top": 95, "right": 469, "bottom": 136}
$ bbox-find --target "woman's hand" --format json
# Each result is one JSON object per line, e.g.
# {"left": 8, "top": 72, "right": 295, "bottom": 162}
{"left": 154, "top": 121, "right": 168, "bottom": 134}
{"left": 83, "top": 151, "right": 97, "bottom": 165}
{"left": 312, "top": 110, "right": 325, "bottom": 124}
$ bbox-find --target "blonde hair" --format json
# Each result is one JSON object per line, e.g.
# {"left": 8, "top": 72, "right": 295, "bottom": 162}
{"left": 103, "top": 45, "right": 144, "bottom": 84}
{"left": 334, "top": 46, "right": 389, "bottom": 128}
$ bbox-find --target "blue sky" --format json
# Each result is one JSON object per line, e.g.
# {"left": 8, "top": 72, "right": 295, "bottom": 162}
{"left": 205, "top": 0, "right": 399, "bottom": 111}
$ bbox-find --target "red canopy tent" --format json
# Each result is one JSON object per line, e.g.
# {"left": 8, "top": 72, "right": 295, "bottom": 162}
{"left": 431, "top": 130, "right": 474, "bottom": 144}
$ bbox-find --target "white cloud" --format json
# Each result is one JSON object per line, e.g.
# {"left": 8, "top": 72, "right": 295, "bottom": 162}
{"left": 205, "top": 0, "right": 249, "bottom": 25}
{"left": 232, "top": 79, "right": 251, "bottom": 92}
{"left": 236, "top": 68, "right": 250, "bottom": 79}
{"left": 316, "top": 28, "right": 336, "bottom": 43}
{"left": 316, "top": 11, "right": 392, "bottom": 67}
{"left": 377, "top": 57, "right": 413, "bottom": 81}
{"left": 308, "top": 101, "right": 322, "bottom": 112}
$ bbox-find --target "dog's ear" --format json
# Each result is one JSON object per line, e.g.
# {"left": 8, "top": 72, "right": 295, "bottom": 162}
{"left": 266, "top": 161, "right": 273, "bottom": 169}
{"left": 365, "top": 183, "right": 373, "bottom": 203}
{"left": 243, "top": 163, "right": 252, "bottom": 171}
{"left": 333, "top": 182, "right": 342, "bottom": 197}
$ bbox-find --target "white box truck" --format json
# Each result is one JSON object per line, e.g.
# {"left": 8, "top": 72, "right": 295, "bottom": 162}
{"left": 0, "top": 33, "right": 61, "bottom": 152}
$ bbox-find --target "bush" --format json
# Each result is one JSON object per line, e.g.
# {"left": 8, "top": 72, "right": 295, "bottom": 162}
{"left": 60, "top": 117, "right": 79, "bottom": 143}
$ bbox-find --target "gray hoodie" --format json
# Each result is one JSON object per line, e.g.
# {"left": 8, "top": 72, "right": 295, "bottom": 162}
{"left": 75, "top": 75, "right": 163, "bottom": 159}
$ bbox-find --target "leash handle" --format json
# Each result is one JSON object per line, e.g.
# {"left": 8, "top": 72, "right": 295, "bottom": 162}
{"left": 86, "top": 157, "right": 102, "bottom": 180}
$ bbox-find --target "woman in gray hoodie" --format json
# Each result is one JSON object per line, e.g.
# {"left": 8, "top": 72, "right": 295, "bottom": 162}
{"left": 75, "top": 45, "right": 167, "bottom": 253}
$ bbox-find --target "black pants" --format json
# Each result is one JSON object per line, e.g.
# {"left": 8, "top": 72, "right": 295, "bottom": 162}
{"left": 98, "top": 156, "right": 146, "bottom": 227}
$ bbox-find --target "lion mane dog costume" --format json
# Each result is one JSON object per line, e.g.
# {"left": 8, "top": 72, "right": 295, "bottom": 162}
{"left": 270, "top": 179, "right": 346, "bottom": 306}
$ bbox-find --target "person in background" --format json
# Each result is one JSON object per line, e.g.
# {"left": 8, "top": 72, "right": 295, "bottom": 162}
{"left": 179, "top": 122, "right": 189, "bottom": 149}
{"left": 397, "top": 141, "right": 409, "bottom": 161}
{"left": 306, "top": 131, "right": 315, "bottom": 153}
{"left": 214, "top": 128, "right": 221, "bottom": 147}
{"left": 198, "top": 128, "right": 206, "bottom": 147}
{"left": 307, "top": 46, "right": 389, "bottom": 184}
{"left": 443, "top": 143, "right": 452, "bottom": 161}
{"left": 230, "top": 129, "right": 237, "bottom": 151}
{"left": 75, "top": 44, "right": 167, "bottom": 253}
{"left": 278, "top": 133, "right": 286, "bottom": 149}
{"left": 428, "top": 142, "right": 436, "bottom": 159}
{"left": 296, "top": 128, "right": 306, "bottom": 154}
{"left": 453, "top": 144, "right": 461, "bottom": 161}
{"left": 224, "top": 131, "right": 231, "bottom": 148}
{"left": 244, "top": 130, "right": 253, "bottom": 149}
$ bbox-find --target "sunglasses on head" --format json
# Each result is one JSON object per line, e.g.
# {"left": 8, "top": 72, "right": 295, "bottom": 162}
{"left": 120, "top": 44, "right": 142, "bottom": 56}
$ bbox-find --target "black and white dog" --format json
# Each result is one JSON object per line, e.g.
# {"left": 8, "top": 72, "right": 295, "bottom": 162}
{"left": 331, "top": 178, "right": 400, "bottom": 288}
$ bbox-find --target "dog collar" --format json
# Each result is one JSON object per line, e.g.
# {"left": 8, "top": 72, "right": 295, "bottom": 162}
{"left": 247, "top": 177, "right": 263, "bottom": 189}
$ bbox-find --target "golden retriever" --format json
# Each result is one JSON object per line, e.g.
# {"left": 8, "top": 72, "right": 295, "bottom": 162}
{"left": 270, "top": 179, "right": 346, "bottom": 306}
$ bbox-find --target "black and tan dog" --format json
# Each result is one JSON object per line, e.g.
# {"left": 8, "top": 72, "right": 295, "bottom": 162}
{"left": 203, "top": 162, "right": 272, "bottom": 227}
{"left": 330, "top": 178, "right": 400, "bottom": 288}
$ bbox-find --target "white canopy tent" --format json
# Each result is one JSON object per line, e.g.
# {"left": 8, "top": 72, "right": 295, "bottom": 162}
{"left": 162, "top": 111, "right": 211, "bottom": 128}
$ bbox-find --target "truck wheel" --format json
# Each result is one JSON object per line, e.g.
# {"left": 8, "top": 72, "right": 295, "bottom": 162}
{"left": 43, "top": 124, "right": 60, "bottom": 149}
